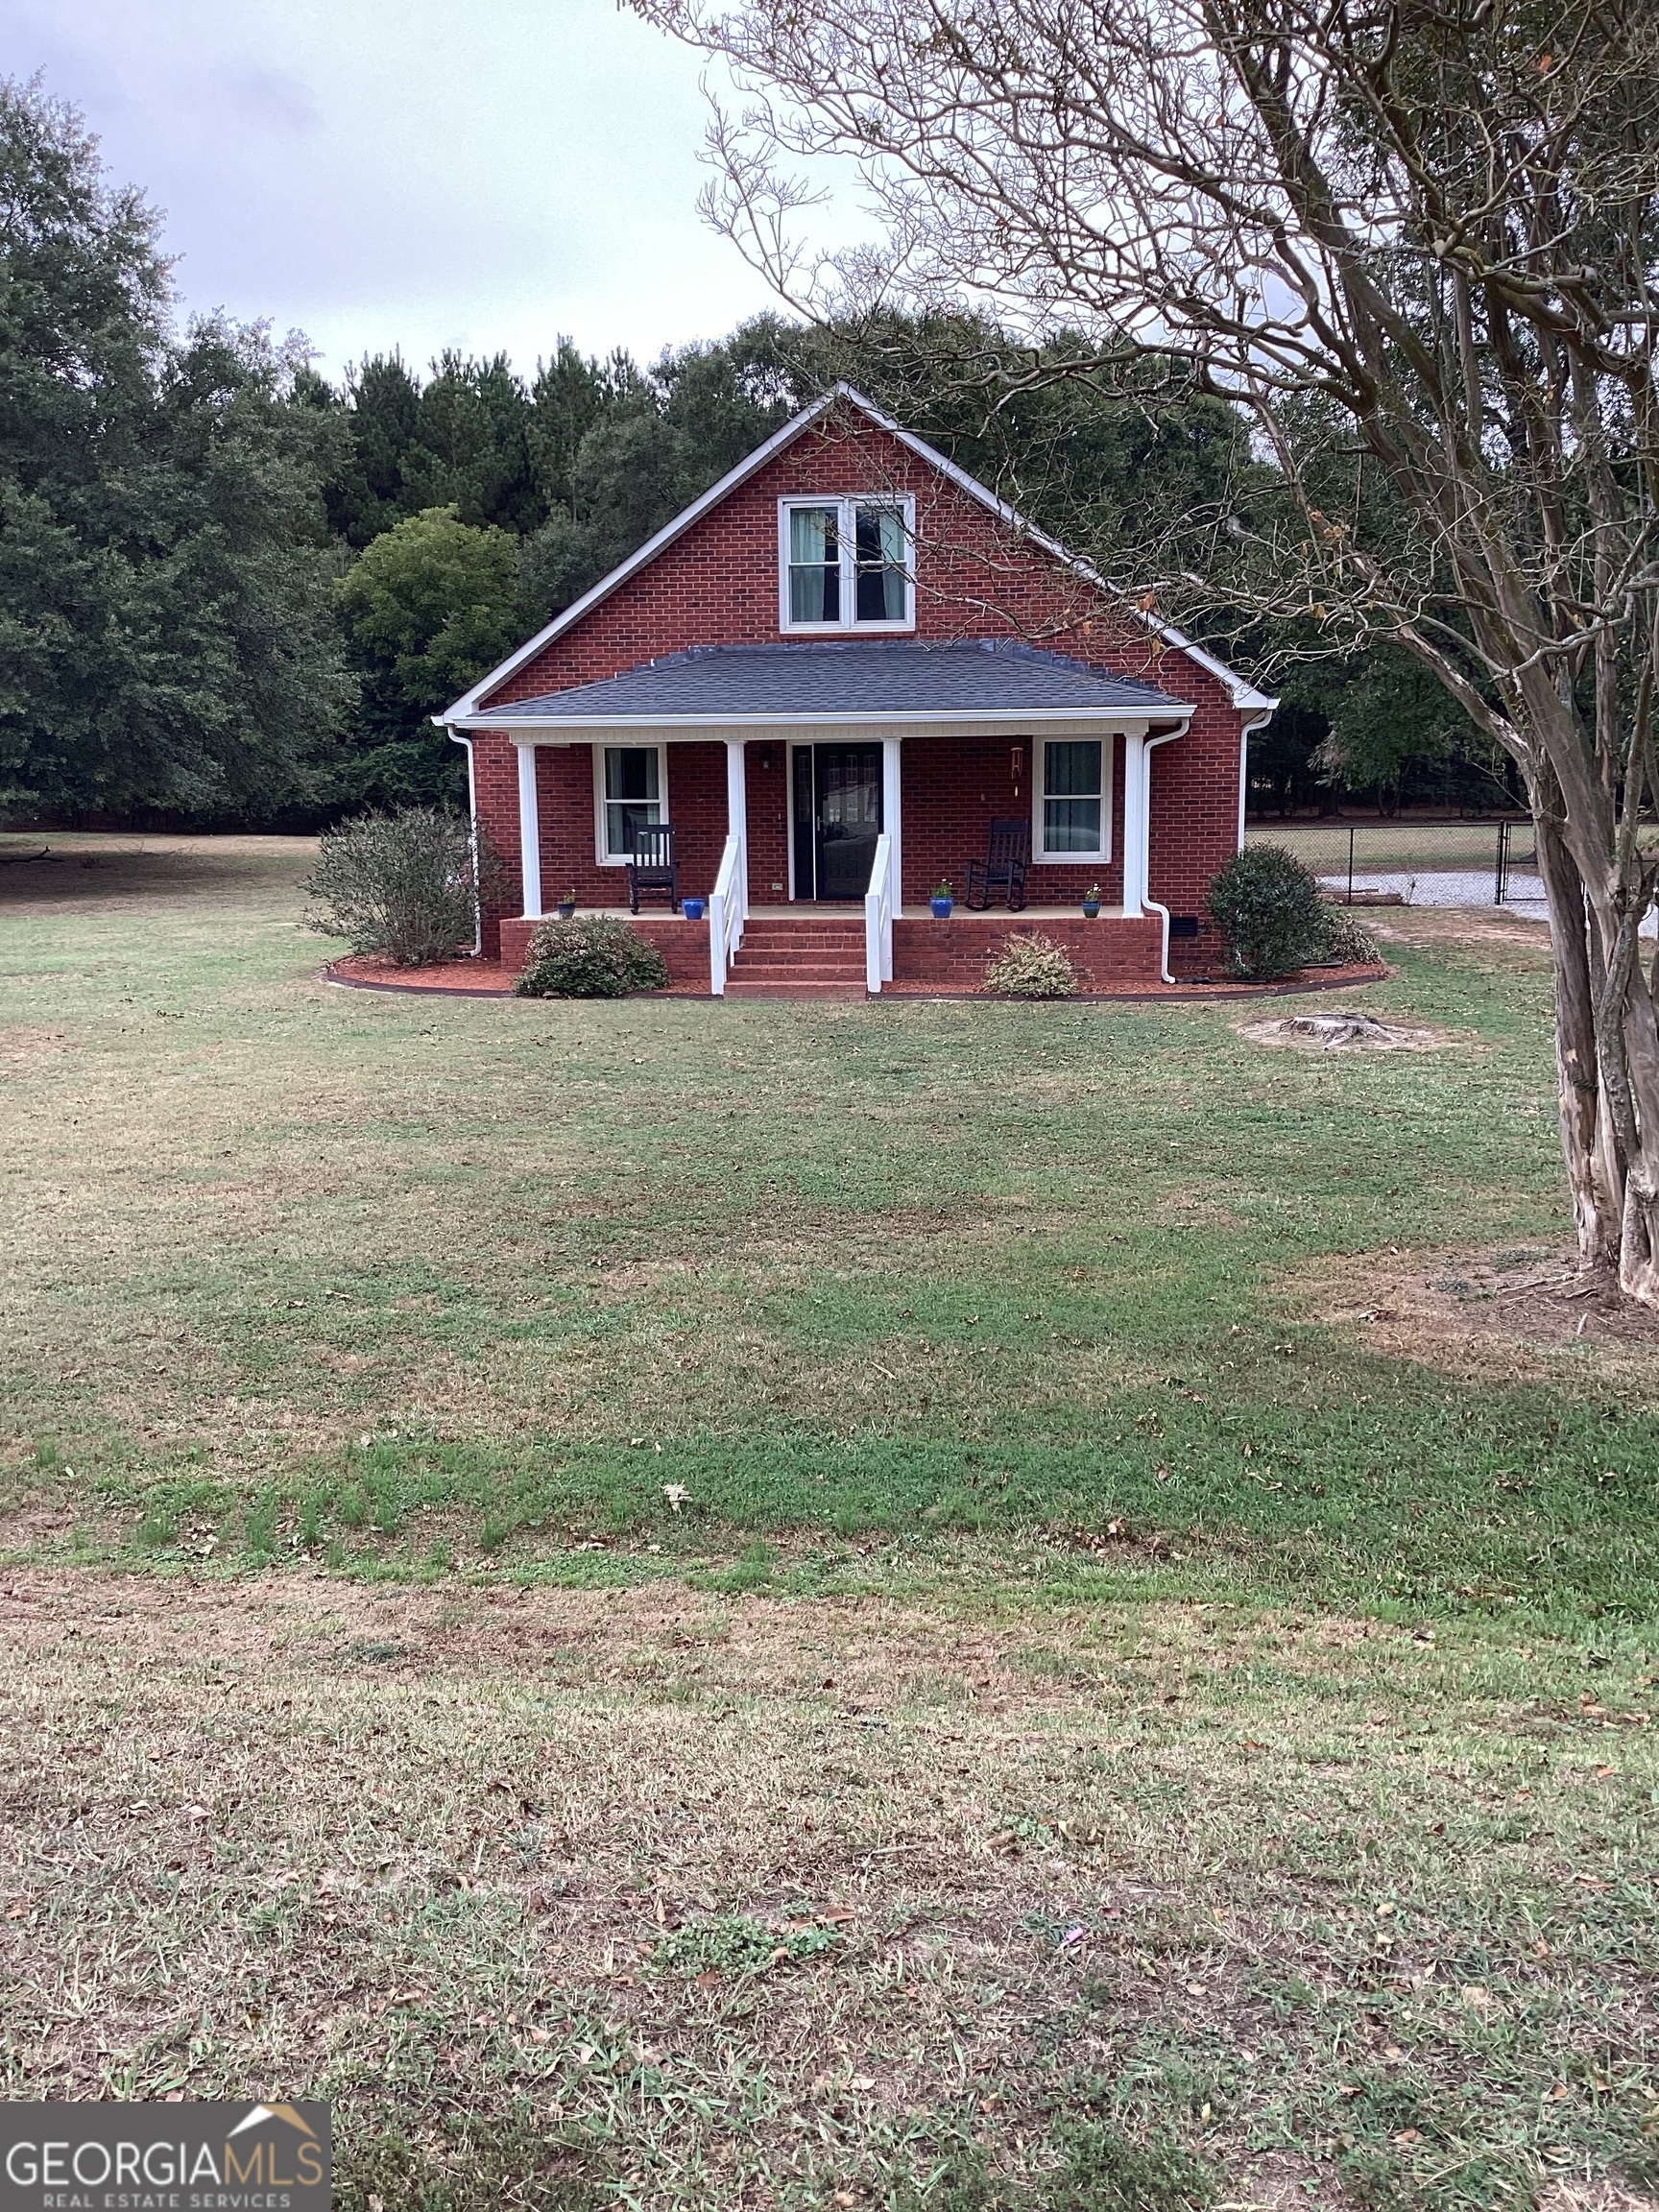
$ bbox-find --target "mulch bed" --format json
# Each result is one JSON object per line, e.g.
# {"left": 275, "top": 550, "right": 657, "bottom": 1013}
{"left": 324, "top": 953, "right": 1390, "bottom": 1003}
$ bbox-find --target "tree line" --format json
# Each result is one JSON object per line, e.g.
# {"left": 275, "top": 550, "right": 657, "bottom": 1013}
{"left": 2, "top": 73, "right": 1492, "bottom": 830}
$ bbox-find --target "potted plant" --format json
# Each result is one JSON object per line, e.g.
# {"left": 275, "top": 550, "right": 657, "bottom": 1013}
{"left": 930, "top": 878, "right": 954, "bottom": 919}
{"left": 1081, "top": 882, "right": 1102, "bottom": 919}
{"left": 556, "top": 887, "right": 578, "bottom": 921}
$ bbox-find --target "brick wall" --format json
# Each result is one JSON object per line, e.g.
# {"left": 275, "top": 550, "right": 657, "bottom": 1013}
{"left": 744, "top": 743, "right": 790, "bottom": 901}
{"left": 467, "top": 399, "right": 1250, "bottom": 963}
{"left": 901, "top": 732, "right": 1128, "bottom": 908}
{"left": 891, "top": 913, "right": 1164, "bottom": 990}
{"left": 500, "top": 911, "right": 710, "bottom": 991}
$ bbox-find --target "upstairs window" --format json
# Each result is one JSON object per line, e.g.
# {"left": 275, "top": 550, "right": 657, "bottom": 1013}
{"left": 781, "top": 496, "right": 913, "bottom": 631}
{"left": 1037, "top": 739, "right": 1110, "bottom": 863}
{"left": 787, "top": 504, "right": 841, "bottom": 623}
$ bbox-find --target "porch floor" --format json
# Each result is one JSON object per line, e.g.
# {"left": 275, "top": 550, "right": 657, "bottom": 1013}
{"left": 558, "top": 903, "right": 1134, "bottom": 922}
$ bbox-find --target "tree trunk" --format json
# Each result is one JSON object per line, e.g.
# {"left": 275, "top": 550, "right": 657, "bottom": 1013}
{"left": 1533, "top": 809, "right": 1623, "bottom": 1273}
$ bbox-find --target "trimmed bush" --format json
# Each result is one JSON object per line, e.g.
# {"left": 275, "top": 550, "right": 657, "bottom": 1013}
{"left": 1205, "top": 843, "right": 1331, "bottom": 978}
{"left": 1321, "top": 902, "right": 1382, "bottom": 965}
{"left": 515, "top": 915, "right": 670, "bottom": 998}
{"left": 305, "top": 806, "right": 496, "bottom": 968}
{"left": 984, "top": 930, "right": 1084, "bottom": 998}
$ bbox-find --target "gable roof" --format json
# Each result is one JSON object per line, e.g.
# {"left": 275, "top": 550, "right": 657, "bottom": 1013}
{"left": 451, "top": 638, "right": 1189, "bottom": 731}
{"left": 438, "top": 382, "right": 1275, "bottom": 724}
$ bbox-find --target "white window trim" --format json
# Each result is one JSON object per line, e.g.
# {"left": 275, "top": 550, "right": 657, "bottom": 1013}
{"left": 778, "top": 494, "right": 916, "bottom": 635}
{"left": 592, "top": 740, "right": 670, "bottom": 866}
{"left": 1032, "top": 733, "right": 1115, "bottom": 865}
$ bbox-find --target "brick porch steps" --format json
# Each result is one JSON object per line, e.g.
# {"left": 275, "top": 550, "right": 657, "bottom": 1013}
{"left": 726, "top": 914, "right": 868, "bottom": 998}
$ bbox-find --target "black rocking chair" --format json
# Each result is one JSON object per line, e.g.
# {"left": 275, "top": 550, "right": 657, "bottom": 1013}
{"left": 625, "top": 822, "right": 679, "bottom": 914}
{"left": 964, "top": 817, "right": 1030, "bottom": 910}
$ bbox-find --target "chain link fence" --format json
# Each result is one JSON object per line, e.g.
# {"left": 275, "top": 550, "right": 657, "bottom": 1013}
{"left": 1244, "top": 818, "right": 1547, "bottom": 915}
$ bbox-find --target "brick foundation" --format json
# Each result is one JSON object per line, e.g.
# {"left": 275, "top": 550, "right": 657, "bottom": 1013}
{"left": 500, "top": 911, "right": 711, "bottom": 992}
{"left": 494, "top": 909, "right": 1167, "bottom": 996}
{"left": 890, "top": 913, "right": 1165, "bottom": 992}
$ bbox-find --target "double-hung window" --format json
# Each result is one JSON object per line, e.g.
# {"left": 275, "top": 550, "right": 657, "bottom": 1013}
{"left": 781, "top": 496, "right": 913, "bottom": 631}
{"left": 1036, "top": 738, "right": 1111, "bottom": 863}
{"left": 596, "top": 743, "right": 666, "bottom": 862}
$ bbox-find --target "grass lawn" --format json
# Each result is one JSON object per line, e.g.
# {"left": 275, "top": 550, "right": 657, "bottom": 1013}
{"left": 2, "top": 833, "right": 1656, "bottom": 2209}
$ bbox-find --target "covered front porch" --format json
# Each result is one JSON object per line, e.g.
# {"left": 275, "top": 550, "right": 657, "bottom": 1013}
{"left": 461, "top": 640, "right": 1194, "bottom": 998}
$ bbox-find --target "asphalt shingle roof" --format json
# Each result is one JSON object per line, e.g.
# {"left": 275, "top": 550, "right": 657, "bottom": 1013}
{"left": 481, "top": 640, "right": 1188, "bottom": 722}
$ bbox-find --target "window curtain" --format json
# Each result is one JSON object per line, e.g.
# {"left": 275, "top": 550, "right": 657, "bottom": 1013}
{"left": 605, "top": 746, "right": 661, "bottom": 856}
{"left": 1043, "top": 740, "right": 1103, "bottom": 853}
{"left": 854, "top": 505, "right": 907, "bottom": 621}
{"left": 789, "top": 506, "right": 839, "bottom": 623}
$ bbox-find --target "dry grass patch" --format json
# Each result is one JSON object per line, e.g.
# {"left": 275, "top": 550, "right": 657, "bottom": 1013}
{"left": 0, "top": 1023, "right": 66, "bottom": 1066}
{"left": 1368, "top": 908, "right": 1556, "bottom": 966}
{"left": 3, "top": 1573, "right": 1654, "bottom": 2208}
{"left": 1287, "top": 1243, "right": 1659, "bottom": 1402}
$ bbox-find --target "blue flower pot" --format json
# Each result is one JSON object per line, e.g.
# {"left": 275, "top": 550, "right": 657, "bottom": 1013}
{"left": 930, "top": 897, "right": 953, "bottom": 919}
{"left": 1082, "top": 902, "right": 1100, "bottom": 919}
{"left": 683, "top": 899, "right": 706, "bottom": 921}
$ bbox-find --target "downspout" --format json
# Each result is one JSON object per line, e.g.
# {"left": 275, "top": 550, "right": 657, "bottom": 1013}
{"left": 439, "top": 718, "right": 482, "bottom": 955}
{"left": 1137, "top": 720, "right": 1190, "bottom": 985}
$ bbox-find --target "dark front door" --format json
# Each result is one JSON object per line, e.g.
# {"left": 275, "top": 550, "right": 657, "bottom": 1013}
{"left": 792, "top": 743, "right": 883, "bottom": 901}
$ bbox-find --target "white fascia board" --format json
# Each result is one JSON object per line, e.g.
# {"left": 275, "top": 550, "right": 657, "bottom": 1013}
{"left": 434, "top": 391, "right": 842, "bottom": 726}
{"left": 464, "top": 708, "right": 1189, "bottom": 735}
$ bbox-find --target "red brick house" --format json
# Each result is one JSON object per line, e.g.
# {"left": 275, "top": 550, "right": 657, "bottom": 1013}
{"left": 439, "top": 386, "right": 1275, "bottom": 997}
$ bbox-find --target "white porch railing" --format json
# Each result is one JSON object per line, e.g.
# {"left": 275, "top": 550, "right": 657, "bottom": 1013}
{"left": 864, "top": 830, "right": 896, "bottom": 996}
{"left": 708, "top": 832, "right": 747, "bottom": 996}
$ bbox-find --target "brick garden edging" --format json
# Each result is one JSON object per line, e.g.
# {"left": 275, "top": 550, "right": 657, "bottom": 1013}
{"left": 323, "top": 955, "right": 1391, "bottom": 1003}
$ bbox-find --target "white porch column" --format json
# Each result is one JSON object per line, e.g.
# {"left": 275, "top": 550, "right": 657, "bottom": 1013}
{"left": 725, "top": 736, "right": 748, "bottom": 899}
{"left": 516, "top": 742, "right": 542, "bottom": 919}
{"left": 1119, "top": 732, "right": 1146, "bottom": 918}
{"left": 881, "top": 735, "right": 902, "bottom": 909}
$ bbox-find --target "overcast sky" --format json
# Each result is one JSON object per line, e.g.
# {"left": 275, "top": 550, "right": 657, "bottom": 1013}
{"left": 5, "top": 0, "right": 810, "bottom": 383}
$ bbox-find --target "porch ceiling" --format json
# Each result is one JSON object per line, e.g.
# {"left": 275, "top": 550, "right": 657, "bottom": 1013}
{"left": 454, "top": 639, "right": 1190, "bottom": 733}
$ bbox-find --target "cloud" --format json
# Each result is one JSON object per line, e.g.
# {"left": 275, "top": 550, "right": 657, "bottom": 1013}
{"left": 209, "top": 64, "right": 322, "bottom": 139}
{"left": 1, "top": 0, "right": 839, "bottom": 374}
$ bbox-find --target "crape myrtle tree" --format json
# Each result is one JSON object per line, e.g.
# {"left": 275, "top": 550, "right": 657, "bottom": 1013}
{"left": 631, "top": 0, "right": 1659, "bottom": 1306}
{"left": 0, "top": 77, "right": 350, "bottom": 822}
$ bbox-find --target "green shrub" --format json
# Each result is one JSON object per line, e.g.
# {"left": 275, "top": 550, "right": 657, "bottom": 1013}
{"left": 1321, "top": 902, "right": 1382, "bottom": 965}
{"left": 985, "top": 930, "right": 1084, "bottom": 998}
{"left": 305, "top": 806, "right": 496, "bottom": 967}
{"left": 516, "top": 915, "right": 669, "bottom": 998}
{"left": 1205, "top": 844, "right": 1332, "bottom": 978}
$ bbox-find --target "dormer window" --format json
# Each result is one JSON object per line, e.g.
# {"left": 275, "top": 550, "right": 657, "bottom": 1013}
{"left": 780, "top": 496, "right": 914, "bottom": 632}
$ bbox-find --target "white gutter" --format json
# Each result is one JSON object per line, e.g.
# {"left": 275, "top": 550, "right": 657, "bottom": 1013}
{"left": 452, "top": 709, "right": 1189, "bottom": 734}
